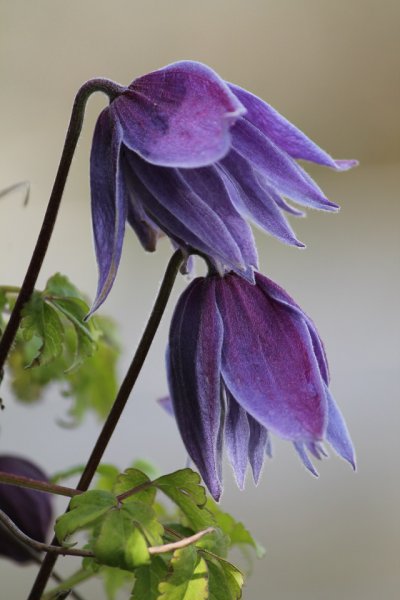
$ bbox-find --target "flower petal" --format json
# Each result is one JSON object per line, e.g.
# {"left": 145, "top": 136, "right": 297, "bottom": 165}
{"left": 167, "top": 278, "right": 224, "bottom": 500}
{"left": 224, "top": 387, "right": 250, "bottom": 490}
{"left": 113, "top": 61, "right": 245, "bottom": 168}
{"left": 128, "top": 153, "right": 254, "bottom": 278}
{"left": 230, "top": 83, "right": 358, "bottom": 171}
{"left": 219, "top": 150, "right": 304, "bottom": 247}
{"left": 256, "top": 273, "right": 330, "bottom": 383}
{"left": 232, "top": 119, "right": 339, "bottom": 211}
{"left": 89, "top": 109, "right": 127, "bottom": 315}
{"left": 247, "top": 414, "right": 269, "bottom": 484}
{"left": 293, "top": 442, "right": 319, "bottom": 477}
{"left": 179, "top": 165, "right": 258, "bottom": 268}
{"left": 216, "top": 275, "right": 327, "bottom": 441}
{"left": 325, "top": 387, "right": 356, "bottom": 469}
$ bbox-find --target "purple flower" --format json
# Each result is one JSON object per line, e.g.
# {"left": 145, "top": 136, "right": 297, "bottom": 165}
{"left": 90, "top": 60, "right": 356, "bottom": 312}
{"left": 0, "top": 455, "right": 53, "bottom": 563}
{"left": 167, "top": 272, "right": 355, "bottom": 500}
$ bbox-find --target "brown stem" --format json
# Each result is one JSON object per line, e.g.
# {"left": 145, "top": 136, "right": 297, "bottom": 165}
{"left": 0, "top": 471, "right": 80, "bottom": 498}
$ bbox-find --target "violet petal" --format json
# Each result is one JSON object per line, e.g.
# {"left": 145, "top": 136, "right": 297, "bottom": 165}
{"left": 89, "top": 109, "right": 127, "bottom": 314}
{"left": 230, "top": 83, "right": 358, "bottom": 171}
{"left": 216, "top": 275, "right": 327, "bottom": 441}
{"left": 113, "top": 61, "right": 245, "bottom": 168}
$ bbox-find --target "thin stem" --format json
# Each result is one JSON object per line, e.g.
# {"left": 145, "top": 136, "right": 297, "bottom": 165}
{"left": 42, "top": 570, "right": 93, "bottom": 600}
{"left": 148, "top": 527, "right": 215, "bottom": 555}
{"left": 0, "top": 77, "right": 126, "bottom": 374}
{"left": 28, "top": 249, "right": 184, "bottom": 599}
{"left": 0, "top": 471, "right": 81, "bottom": 498}
{"left": 116, "top": 480, "right": 153, "bottom": 503}
{"left": 0, "top": 509, "right": 92, "bottom": 557}
{"left": 0, "top": 521, "right": 85, "bottom": 600}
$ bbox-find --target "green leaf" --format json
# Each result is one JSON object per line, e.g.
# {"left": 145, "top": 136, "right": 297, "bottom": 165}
{"left": 123, "top": 501, "right": 164, "bottom": 546}
{"left": 158, "top": 546, "right": 209, "bottom": 600}
{"left": 44, "top": 273, "right": 81, "bottom": 298}
{"left": 205, "top": 498, "right": 265, "bottom": 558}
{"left": 114, "top": 468, "right": 155, "bottom": 505}
{"left": 154, "top": 469, "right": 214, "bottom": 531}
{"left": 94, "top": 508, "right": 151, "bottom": 570}
{"left": 55, "top": 490, "right": 116, "bottom": 542}
{"left": 101, "top": 566, "right": 135, "bottom": 600}
{"left": 21, "top": 293, "right": 64, "bottom": 366}
{"left": 205, "top": 555, "right": 244, "bottom": 600}
{"left": 131, "top": 557, "right": 168, "bottom": 600}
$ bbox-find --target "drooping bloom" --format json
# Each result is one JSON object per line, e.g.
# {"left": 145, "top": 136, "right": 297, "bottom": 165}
{"left": 0, "top": 455, "right": 53, "bottom": 563}
{"left": 167, "top": 272, "right": 355, "bottom": 500}
{"left": 90, "top": 60, "right": 356, "bottom": 312}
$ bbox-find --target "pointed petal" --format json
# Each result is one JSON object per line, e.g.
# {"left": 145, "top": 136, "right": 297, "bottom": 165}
{"left": 219, "top": 151, "right": 304, "bottom": 247}
{"left": 306, "top": 441, "right": 328, "bottom": 460}
{"left": 273, "top": 195, "right": 305, "bottom": 217}
{"left": 325, "top": 387, "right": 356, "bottom": 469}
{"left": 230, "top": 83, "right": 358, "bottom": 171}
{"left": 113, "top": 61, "right": 245, "bottom": 168}
{"left": 128, "top": 153, "right": 253, "bottom": 275}
{"left": 167, "top": 278, "right": 224, "bottom": 500}
{"left": 255, "top": 272, "right": 330, "bottom": 383}
{"left": 232, "top": 119, "right": 339, "bottom": 211}
{"left": 293, "top": 442, "right": 319, "bottom": 477}
{"left": 89, "top": 109, "right": 127, "bottom": 314}
{"left": 216, "top": 275, "right": 327, "bottom": 441}
{"left": 247, "top": 414, "right": 269, "bottom": 484}
{"left": 157, "top": 395, "right": 174, "bottom": 416}
{"left": 224, "top": 387, "right": 250, "bottom": 490}
{"left": 179, "top": 165, "right": 258, "bottom": 268}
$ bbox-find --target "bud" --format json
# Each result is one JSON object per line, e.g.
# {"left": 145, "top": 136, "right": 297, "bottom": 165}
{"left": 0, "top": 455, "right": 53, "bottom": 563}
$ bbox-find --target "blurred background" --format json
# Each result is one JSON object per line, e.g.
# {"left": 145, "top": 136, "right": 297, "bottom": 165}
{"left": 0, "top": 1, "right": 399, "bottom": 598}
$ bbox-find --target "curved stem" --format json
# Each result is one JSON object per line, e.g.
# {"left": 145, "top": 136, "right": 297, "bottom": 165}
{"left": 0, "top": 77, "right": 126, "bottom": 374}
{"left": 28, "top": 249, "right": 184, "bottom": 599}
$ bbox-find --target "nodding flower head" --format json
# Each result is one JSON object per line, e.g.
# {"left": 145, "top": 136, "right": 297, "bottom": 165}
{"left": 0, "top": 455, "right": 54, "bottom": 563}
{"left": 89, "top": 60, "right": 356, "bottom": 313}
{"left": 166, "top": 272, "right": 355, "bottom": 500}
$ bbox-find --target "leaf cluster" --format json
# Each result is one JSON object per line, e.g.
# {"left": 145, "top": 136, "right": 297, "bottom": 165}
{"left": 1, "top": 274, "right": 120, "bottom": 421}
{"left": 54, "top": 467, "right": 262, "bottom": 599}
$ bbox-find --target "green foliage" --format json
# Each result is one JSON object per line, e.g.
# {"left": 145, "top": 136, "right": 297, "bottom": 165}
{"left": 50, "top": 466, "right": 260, "bottom": 599}
{"left": 2, "top": 274, "right": 120, "bottom": 421}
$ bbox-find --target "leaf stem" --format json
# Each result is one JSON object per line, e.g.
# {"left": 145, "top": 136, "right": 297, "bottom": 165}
{"left": 28, "top": 249, "right": 184, "bottom": 599}
{"left": 0, "top": 470, "right": 80, "bottom": 498}
{"left": 0, "top": 77, "right": 126, "bottom": 375}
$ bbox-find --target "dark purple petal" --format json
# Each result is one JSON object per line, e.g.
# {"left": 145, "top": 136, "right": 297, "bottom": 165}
{"left": 89, "top": 109, "right": 127, "bottom": 315}
{"left": 224, "top": 388, "right": 250, "bottom": 490}
{"left": 128, "top": 154, "right": 255, "bottom": 279}
{"left": 293, "top": 442, "right": 319, "bottom": 477}
{"left": 232, "top": 119, "right": 339, "bottom": 211}
{"left": 219, "top": 151, "right": 304, "bottom": 247}
{"left": 325, "top": 387, "right": 356, "bottom": 469}
{"left": 255, "top": 273, "right": 330, "bottom": 383}
{"left": 230, "top": 83, "right": 358, "bottom": 171}
{"left": 247, "top": 414, "right": 269, "bottom": 484}
{"left": 0, "top": 455, "right": 53, "bottom": 563}
{"left": 216, "top": 275, "right": 327, "bottom": 441}
{"left": 113, "top": 61, "right": 245, "bottom": 168}
{"left": 167, "top": 278, "right": 224, "bottom": 500}
{"left": 179, "top": 165, "right": 258, "bottom": 268}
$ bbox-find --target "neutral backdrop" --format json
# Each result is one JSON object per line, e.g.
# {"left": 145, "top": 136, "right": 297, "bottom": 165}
{"left": 1, "top": 1, "right": 399, "bottom": 598}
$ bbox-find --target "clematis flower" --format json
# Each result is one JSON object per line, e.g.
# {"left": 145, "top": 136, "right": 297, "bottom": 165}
{"left": 167, "top": 272, "right": 355, "bottom": 500}
{"left": 0, "top": 455, "right": 53, "bottom": 563}
{"left": 90, "top": 60, "right": 356, "bottom": 312}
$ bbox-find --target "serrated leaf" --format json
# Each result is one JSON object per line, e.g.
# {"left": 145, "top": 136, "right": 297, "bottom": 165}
{"left": 205, "top": 555, "right": 243, "bottom": 600}
{"left": 21, "top": 293, "right": 64, "bottom": 365}
{"left": 114, "top": 468, "right": 155, "bottom": 505}
{"left": 131, "top": 557, "right": 168, "bottom": 600}
{"left": 123, "top": 501, "right": 164, "bottom": 546}
{"left": 93, "top": 508, "right": 150, "bottom": 570}
{"left": 44, "top": 273, "right": 81, "bottom": 298}
{"left": 154, "top": 469, "right": 214, "bottom": 531}
{"left": 205, "top": 498, "right": 265, "bottom": 558}
{"left": 55, "top": 490, "right": 116, "bottom": 542}
{"left": 158, "top": 546, "right": 208, "bottom": 600}
{"left": 47, "top": 297, "right": 97, "bottom": 368}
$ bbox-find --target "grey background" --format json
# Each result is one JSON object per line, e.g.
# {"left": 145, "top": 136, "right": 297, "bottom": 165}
{"left": 0, "top": 1, "right": 399, "bottom": 598}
